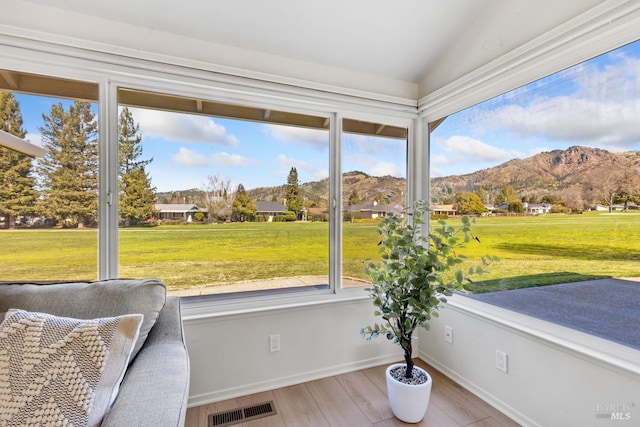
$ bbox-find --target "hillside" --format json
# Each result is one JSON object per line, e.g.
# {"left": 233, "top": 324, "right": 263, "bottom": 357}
{"left": 156, "top": 146, "right": 640, "bottom": 210}
{"left": 247, "top": 171, "right": 406, "bottom": 208}
{"left": 431, "top": 146, "right": 640, "bottom": 207}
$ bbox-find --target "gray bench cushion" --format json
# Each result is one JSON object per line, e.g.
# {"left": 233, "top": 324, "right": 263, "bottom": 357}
{"left": 0, "top": 278, "right": 165, "bottom": 360}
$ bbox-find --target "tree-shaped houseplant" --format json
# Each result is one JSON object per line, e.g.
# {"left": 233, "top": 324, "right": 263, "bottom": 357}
{"left": 361, "top": 200, "right": 495, "bottom": 422}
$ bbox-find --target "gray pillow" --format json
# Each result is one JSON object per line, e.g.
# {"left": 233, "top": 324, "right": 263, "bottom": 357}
{"left": 0, "top": 278, "right": 165, "bottom": 360}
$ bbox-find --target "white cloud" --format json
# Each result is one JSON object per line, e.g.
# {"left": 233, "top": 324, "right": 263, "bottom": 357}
{"left": 370, "top": 160, "right": 403, "bottom": 177}
{"left": 24, "top": 132, "right": 44, "bottom": 148}
{"left": 263, "top": 124, "right": 328, "bottom": 150}
{"left": 211, "top": 152, "right": 252, "bottom": 166}
{"left": 437, "top": 135, "right": 515, "bottom": 162}
{"left": 130, "top": 108, "right": 240, "bottom": 146}
{"left": 480, "top": 54, "right": 640, "bottom": 147}
{"left": 172, "top": 147, "right": 252, "bottom": 167}
{"left": 276, "top": 154, "right": 328, "bottom": 182}
{"left": 172, "top": 147, "right": 210, "bottom": 167}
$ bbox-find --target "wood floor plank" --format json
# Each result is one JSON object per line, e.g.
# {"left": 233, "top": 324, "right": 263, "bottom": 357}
{"left": 415, "top": 360, "right": 495, "bottom": 426}
{"left": 335, "top": 370, "right": 394, "bottom": 423}
{"left": 362, "top": 364, "right": 390, "bottom": 395}
{"left": 184, "top": 360, "right": 519, "bottom": 427}
{"left": 272, "top": 383, "right": 330, "bottom": 427}
{"left": 306, "top": 376, "right": 373, "bottom": 427}
{"left": 184, "top": 407, "right": 203, "bottom": 427}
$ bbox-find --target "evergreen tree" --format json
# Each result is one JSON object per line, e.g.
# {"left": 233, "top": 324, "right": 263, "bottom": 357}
{"left": 285, "top": 167, "right": 303, "bottom": 213}
{"left": 38, "top": 101, "right": 98, "bottom": 228}
{"left": 118, "top": 107, "right": 156, "bottom": 226}
{"left": 0, "top": 93, "right": 38, "bottom": 229}
{"left": 231, "top": 184, "right": 256, "bottom": 222}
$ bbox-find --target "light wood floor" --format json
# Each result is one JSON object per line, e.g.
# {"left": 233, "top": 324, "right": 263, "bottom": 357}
{"left": 185, "top": 359, "right": 520, "bottom": 427}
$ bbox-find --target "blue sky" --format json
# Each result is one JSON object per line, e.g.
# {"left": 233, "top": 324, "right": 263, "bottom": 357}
{"left": 13, "top": 39, "right": 640, "bottom": 192}
{"left": 431, "top": 39, "right": 640, "bottom": 177}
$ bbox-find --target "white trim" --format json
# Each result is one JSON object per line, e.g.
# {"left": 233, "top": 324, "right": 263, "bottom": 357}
{"left": 418, "top": 0, "right": 640, "bottom": 121}
{"left": 186, "top": 353, "right": 399, "bottom": 407}
{"left": 0, "top": 128, "right": 45, "bottom": 157}
{"left": 446, "top": 295, "right": 640, "bottom": 378}
{"left": 181, "top": 286, "right": 370, "bottom": 323}
{"left": 0, "top": 26, "right": 417, "bottom": 115}
{"left": 419, "top": 351, "right": 539, "bottom": 427}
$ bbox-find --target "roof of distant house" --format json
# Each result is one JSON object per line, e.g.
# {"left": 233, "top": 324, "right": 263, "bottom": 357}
{"left": 155, "top": 204, "right": 208, "bottom": 212}
{"left": 256, "top": 201, "right": 288, "bottom": 213}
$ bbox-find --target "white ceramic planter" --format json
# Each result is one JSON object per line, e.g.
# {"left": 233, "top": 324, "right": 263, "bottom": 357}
{"left": 386, "top": 363, "right": 433, "bottom": 423}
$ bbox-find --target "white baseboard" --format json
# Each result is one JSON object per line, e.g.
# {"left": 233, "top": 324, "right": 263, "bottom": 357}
{"left": 187, "top": 354, "right": 400, "bottom": 407}
{"left": 417, "top": 350, "right": 539, "bottom": 427}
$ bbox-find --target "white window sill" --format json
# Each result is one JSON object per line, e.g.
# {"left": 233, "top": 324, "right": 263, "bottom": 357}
{"left": 448, "top": 294, "right": 640, "bottom": 378}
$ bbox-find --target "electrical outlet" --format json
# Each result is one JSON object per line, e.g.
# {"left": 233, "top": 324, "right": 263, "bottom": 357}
{"left": 270, "top": 334, "right": 280, "bottom": 352}
{"left": 495, "top": 350, "right": 508, "bottom": 373}
{"left": 444, "top": 325, "right": 453, "bottom": 344}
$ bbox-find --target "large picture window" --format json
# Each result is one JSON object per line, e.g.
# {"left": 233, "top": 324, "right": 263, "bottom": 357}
{"left": 341, "top": 119, "right": 407, "bottom": 288}
{"left": 0, "top": 73, "right": 99, "bottom": 282}
{"left": 429, "top": 39, "right": 640, "bottom": 292}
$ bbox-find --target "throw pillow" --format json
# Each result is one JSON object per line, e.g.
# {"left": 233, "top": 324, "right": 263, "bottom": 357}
{"left": 0, "top": 309, "right": 142, "bottom": 427}
{"left": 0, "top": 278, "right": 165, "bottom": 360}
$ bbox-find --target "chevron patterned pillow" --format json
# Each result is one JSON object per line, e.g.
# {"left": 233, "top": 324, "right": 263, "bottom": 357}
{"left": 0, "top": 309, "right": 142, "bottom": 427}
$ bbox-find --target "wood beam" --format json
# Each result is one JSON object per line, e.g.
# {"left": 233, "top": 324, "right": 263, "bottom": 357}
{"left": 0, "top": 70, "right": 19, "bottom": 89}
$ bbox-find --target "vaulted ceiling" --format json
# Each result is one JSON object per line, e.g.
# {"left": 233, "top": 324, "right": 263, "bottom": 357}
{"left": 3, "top": 0, "right": 605, "bottom": 99}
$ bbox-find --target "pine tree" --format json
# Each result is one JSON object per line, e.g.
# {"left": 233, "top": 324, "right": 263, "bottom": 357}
{"left": 118, "top": 107, "right": 156, "bottom": 226}
{"left": 285, "top": 167, "right": 303, "bottom": 214}
{"left": 0, "top": 93, "right": 39, "bottom": 229}
{"left": 38, "top": 101, "right": 98, "bottom": 228}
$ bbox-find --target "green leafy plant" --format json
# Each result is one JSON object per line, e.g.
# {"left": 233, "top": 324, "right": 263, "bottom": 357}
{"left": 361, "top": 200, "right": 497, "bottom": 379}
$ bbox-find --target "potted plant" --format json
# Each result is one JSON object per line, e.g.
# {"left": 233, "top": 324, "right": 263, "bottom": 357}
{"left": 361, "top": 200, "right": 495, "bottom": 423}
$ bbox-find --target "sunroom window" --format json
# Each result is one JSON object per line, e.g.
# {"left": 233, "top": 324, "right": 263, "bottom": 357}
{"left": 0, "top": 72, "right": 99, "bottom": 282}
{"left": 429, "top": 39, "right": 640, "bottom": 294}
{"left": 341, "top": 118, "right": 407, "bottom": 289}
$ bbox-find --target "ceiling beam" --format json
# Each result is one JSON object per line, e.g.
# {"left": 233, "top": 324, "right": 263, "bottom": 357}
{"left": 0, "top": 129, "right": 46, "bottom": 158}
{"left": 0, "top": 70, "right": 19, "bottom": 89}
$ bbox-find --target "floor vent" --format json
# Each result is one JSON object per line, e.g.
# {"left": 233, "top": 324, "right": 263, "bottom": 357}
{"left": 208, "top": 401, "right": 277, "bottom": 426}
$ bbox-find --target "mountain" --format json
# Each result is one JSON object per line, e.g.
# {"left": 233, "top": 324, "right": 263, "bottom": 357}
{"left": 156, "top": 146, "right": 640, "bottom": 210}
{"left": 246, "top": 171, "right": 406, "bottom": 209}
{"left": 431, "top": 146, "right": 640, "bottom": 206}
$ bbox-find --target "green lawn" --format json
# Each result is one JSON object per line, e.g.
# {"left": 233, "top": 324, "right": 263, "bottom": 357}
{"left": 1, "top": 211, "right": 639, "bottom": 293}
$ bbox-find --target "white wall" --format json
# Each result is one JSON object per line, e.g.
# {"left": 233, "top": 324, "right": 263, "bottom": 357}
{"left": 418, "top": 295, "right": 640, "bottom": 427}
{"left": 183, "top": 296, "right": 400, "bottom": 406}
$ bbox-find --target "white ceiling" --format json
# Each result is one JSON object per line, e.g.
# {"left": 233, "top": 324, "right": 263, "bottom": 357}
{"left": 22, "top": 0, "right": 487, "bottom": 83}
{"left": 8, "top": 0, "right": 606, "bottom": 98}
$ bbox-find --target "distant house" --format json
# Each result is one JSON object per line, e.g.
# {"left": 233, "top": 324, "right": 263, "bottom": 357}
{"left": 523, "top": 202, "right": 552, "bottom": 215}
{"left": 430, "top": 204, "right": 457, "bottom": 216}
{"left": 596, "top": 203, "right": 637, "bottom": 212}
{"left": 343, "top": 203, "right": 403, "bottom": 219}
{"left": 256, "top": 201, "right": 288, "bottom": 221}
{"left": 155, "top": 204, "right": 208, "bottom": 221}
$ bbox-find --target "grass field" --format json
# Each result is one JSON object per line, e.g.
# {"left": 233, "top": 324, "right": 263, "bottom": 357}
{"left": 1, "top": 211, "right": 639, "bottom": 293}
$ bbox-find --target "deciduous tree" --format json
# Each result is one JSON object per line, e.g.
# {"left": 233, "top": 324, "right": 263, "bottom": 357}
{"left": 454, "top": 192, "right": 488, "bottom": 215}
{"left": 201, "top": 174, "right": 232, "bottom": 221}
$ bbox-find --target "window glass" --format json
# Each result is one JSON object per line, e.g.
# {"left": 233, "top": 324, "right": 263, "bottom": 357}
{"left": 341, "top": 119, "right": 407, "bottom": 288}
{"left": 430, "top": 39, "right": 640, "bottom": 292}
{"left": 117, "top": 92, "right": 330, "bottom": 296}
{"left": 0, "top": 90, "right": 99, "bottom": 282}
